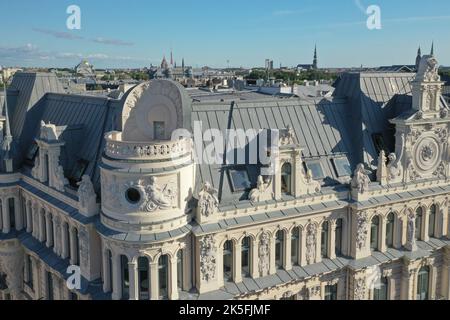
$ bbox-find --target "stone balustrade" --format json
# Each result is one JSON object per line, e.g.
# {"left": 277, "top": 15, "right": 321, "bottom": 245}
{"left": 105, "top": 131, "right": 191, "bottom": 160}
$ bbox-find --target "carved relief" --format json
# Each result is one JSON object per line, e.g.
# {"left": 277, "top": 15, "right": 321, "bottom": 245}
{"left": 200, "top": 235, "right": 217, "bottom": 282}
{"left": 198, "top": 182, "right": 219, "bottom": 217}
{"left": 351, "top": 164, "right": 371, "bottom": 194}
{"left": 305, "top": 224, "right": 317, "bottom": 265}
{"left": 354, "top": 278, "right": 367, "bottom": 300}
{"left": 77, "top": 175, "right": 97, "bottom": 215}
{"left": 258, "top": 232, "right": 270, "bottom": 276}
{"left": 356, "top": 212, "right": 369, "bottom": 250}
{"left": 279, "top": 125, "right": 296, "bottom": 146}
{"left": 249, "top": 176, "right": 273, "bottom": 204}
{"left": 53, "top": 165, "right": 68, "bottom": 192}
{"left": 406, "top": 210, "right": 417, "bottom": 251}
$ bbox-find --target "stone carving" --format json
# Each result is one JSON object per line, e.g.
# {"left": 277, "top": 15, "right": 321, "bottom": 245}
{"left": 376, "top": 150, "right": 387, "bottom": 184}
{"left": 39, "top": 121, "right": 58, "bottom": 141}
{"left": 53, "top": 165, "right": 68, "bottom": 192}
{"left": 280, "top": 125, "right": 296, "bottom": 146}
{"left": 305, "top": 224, "right": 317, "bottom": 265}
{"left": 305, "top": 169, "right": 321, "bottom": 194}
{"left": 354, "top": 278, "right": 367, "bottom": 300}
{"left": 433, "top": 161, "right": 446, "bottom": 179}
{"left": 249, "top": 176, "right": 273, "bottom": 203}
{"left": 31, "top": 153, "right": 41, "bottom": 180}
{"left": 356, "top": 212, "right": 369, "bottom": 250}
{"left": 77, "top": 175, "right": 97, "bottom": 214}
{"left": 417, "top": 56, "right": 440, "bottom": 82}
{"left": 258, "top": 232, "right": 270, "bottom": 276}
{"left": 200, "top": 235, "right": 217, "bottom": 282}
{"left": 387, "top": 153, "right": 401, "bottom": 181}
{"left": 407, "top": 158, "right": 421, "bottom": 182}
{"left": 146, "top": 177, "right": 175, "bottom": 211}
{"left": 198, "top": 182, "right": 219, "bottom": 217}
{"left": 440, "top": 108, "right": 448, "bottom": 119}
{"left": 351, "top": 164, "right": 371, "bottom": 194}
{"left": 405, "top": 211, "right": 417, "bottom": 251}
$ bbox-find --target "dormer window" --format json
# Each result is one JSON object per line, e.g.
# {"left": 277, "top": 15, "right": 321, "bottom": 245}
{"left": 305, "top": 160, "right": 325, "bottom": 180}
{"left": 281, "top": 163, "right": 292, "bottom": 195}
{"left": 228, "top": 168, "right": 251, "bottom": 192}
{"left": 332, "top": 157, "right": 352, "bottom": 177}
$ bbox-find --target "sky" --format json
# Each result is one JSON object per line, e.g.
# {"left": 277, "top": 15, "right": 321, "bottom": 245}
{"left": 0, "top": 0, "right": 450, "bottom": 69}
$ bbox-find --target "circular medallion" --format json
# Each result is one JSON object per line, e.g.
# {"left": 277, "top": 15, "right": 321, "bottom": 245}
{"left": 414, "top": 135, "right": 441, "bottom": 173}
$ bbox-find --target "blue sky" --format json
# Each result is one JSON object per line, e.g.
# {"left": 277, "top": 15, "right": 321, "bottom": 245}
{"left": 1, "top": 0, "right": 449, "bottom": 68}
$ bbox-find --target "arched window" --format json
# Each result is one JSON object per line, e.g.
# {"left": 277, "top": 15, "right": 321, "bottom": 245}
{"left": 321, "top": 221, "right": 329, "bottom": 258}
{"left": 223, "top": 240, "right": 233, "bottom": 282}
{"left": 291, "top": 227, "right": 300, "bottom": 266}
{"left": 335, "top": 219, "right": 343, "bottom": 256}
{"left": 275, "top": 230, "right": 284, "bottom": 269}
{"left": 415, "top": 208, "right": 423, "bottom": 240}
{"left": 158, "top": 255, "right": 169, "bottom": 299}
{"left": 374, "top": 277, "right": 388, "bottom": 300}
{"left": 177, "top": 250, "right": 183, "bottom": 290}
{"left": 241, "top": 237, "right": 251, "bottom": 277}
{"left": 417, "top": 266, "right": 430, "bottom": 300}
{"left": 120, "top": 255, "right": 129, "bottom": 300}
{"left": 386, "top": 213, "right": 395, "bottom": 248}
{"left": 8, "top": 198, "right": 15, "bottom": 230}
{"left": 281, "top": 163, "right": 292, "bottom": 195}
{"left": 370, "top": 216, "right": 380, "bottom": 251}
{"left": 138, "top": 257, "right": 150, "bottom": 300}
{"left": 428, "top": 205, "right": 436, "bottom": 238}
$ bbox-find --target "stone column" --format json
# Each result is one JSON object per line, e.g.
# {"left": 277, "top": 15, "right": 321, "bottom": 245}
{"left": 315, "top": 226, "right": 322, "bottom": 264}
{"left": 39, "top": 209, "right": 46, "bottom": 242}
{"left": 329, "top": 221, "right": 337, "bottom": 260}
{"left": 26, "top": 201, "right": 32, "bottom": 233}
{"left": 61, "top": 223, "right": 69, "bottom": 259}
{"left": 440, "top": 207, "right": 448, "bottom": 238}
{"left": 234, "top": 242, "right": 242, "bottom": 283}
{"left": 128, "top": 260, "right": 138, "bottom": 300}
{"left": 45, "top": 213, "right": 53, "bottom": 248}
{"left": 380, "top": 216, "right": 387, "bottom": 252}
{"left": 251, "top": 239, "right": 259, "bottom": 279}
{"left": 111, "top": 254, "right": 122, "bottom": 300}
{"left": 150, "top": 261, "right": 159, "bottom": 300}
{"left": 269, "top": 235, "right": 276, "bottom": 275}
{"left": 284, "top": 232, "right": 292, "bottom": 270}
{"left": 423, "top": 209, "right": 430, "bottom": 242}
{"left": 102, "top": 251, "right": 111, "bottom": 293}
{"left": 401, "top": 265, "right": 417, "bottom": 300}
{"left": 32, "top": 203, "right": 38, "bottom": 238}
{"left": 300, "top": 228, "right": 307, "bottom": 267}
{"left": 2, "top": 198, "right": 10, "bottom": 234}
{"left": 69, "top": 227, "right": 77, "bottom": 265}
{"left": 169, "top": 256, "right": 179, "bottom": 300}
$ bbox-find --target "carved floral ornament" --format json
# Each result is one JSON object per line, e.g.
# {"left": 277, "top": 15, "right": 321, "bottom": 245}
{"left": 200, "top": 234, "right": 217, "bottom": 282}
{"left": 356, "top": 212, "right": 369, "bottom": 250}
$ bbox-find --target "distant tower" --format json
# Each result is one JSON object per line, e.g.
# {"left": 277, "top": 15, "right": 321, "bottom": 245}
{"left": 170, "top": 49, "right": 174, "bottom": 66}
{"left": 313, "top": 45, "right": 318, "bottom": 70}
{"left": 415, "top": 46, "right": 422, "bottom": 70}
{"left": 431, "top": 42, "right": 434, "bottom": 56}
{"left": 182, "top": 58, "right": 185, "bottom": 71}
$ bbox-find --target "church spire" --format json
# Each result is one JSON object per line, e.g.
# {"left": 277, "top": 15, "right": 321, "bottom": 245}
{"left": 431, "top": 41, "right": 434, "bottom": 56}
{"left": 415, "top": 46, "right": 422, "bottom": 70}
{"left": 313, "top": 45, "right": 318, "bottom": 70}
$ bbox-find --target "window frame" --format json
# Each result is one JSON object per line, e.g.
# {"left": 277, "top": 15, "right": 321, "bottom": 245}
{"left": 304, "top": 160, "right": 325, "bottom": 180}
{"left": 227, "top": 167, "right": 252, "bottom": 192}
{"left": 331, "top": 157, "right": 352, "bottom": 177}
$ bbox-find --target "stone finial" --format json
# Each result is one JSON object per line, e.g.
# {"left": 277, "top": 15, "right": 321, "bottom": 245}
{"left": 376, "top": 150, "right": 387, "bottom": 185}
{"left": 351, "top": 164, "right": 371, "bottom": 194}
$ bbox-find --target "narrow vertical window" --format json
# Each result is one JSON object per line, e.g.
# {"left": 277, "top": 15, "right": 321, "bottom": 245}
{"left": 428, "top": 205, "right": 436, "bottom": 238}
{"left": 325, "top": 284, "right": 338, "bottom": 300}
{"left": 321, "top": 221, "right": 329, "bottom": 258}
{"left": 177, "top": 250, "right": 183, "bottom": 290}
{"left": 386, "top": 213, "right": 395, "bottom": 248}
{"left": 120, "top": 255, "right": 129, "bottom": 300}
{"left": 281, "top": 163, "right": 292, "bottom": 195}
{"left": 370, "top": 216, "right": 380, "bottom": 251}
{"left": 241, "top": 237, "right": 251, "bottom": 277}
{"left": 158, "top": 255, "right": 169, "bottom": 299}
{"left": 417, "top": 266, "right": 430, "bottom": 300}
{"left": 275, "top": 230, "right": 284, "bottom": 269}
{"left": 415, "top": 208, "right": 423, "bottom": 240}
{"left": 335, "top": 219, "right": 343, "bottom": 256}
{"left": 223, "top": 240, "right": 233, "bottom": 282}
{"left": 291, "top": 228, "right": 300, "bottom": 266}
{"left": 138, "top": 257, "right": 150, "bottom": 300}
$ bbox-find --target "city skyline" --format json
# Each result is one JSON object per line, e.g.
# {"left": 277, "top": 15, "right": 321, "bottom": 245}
{"left": 1, "top": 0, "right": 450, "bottom": 69}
